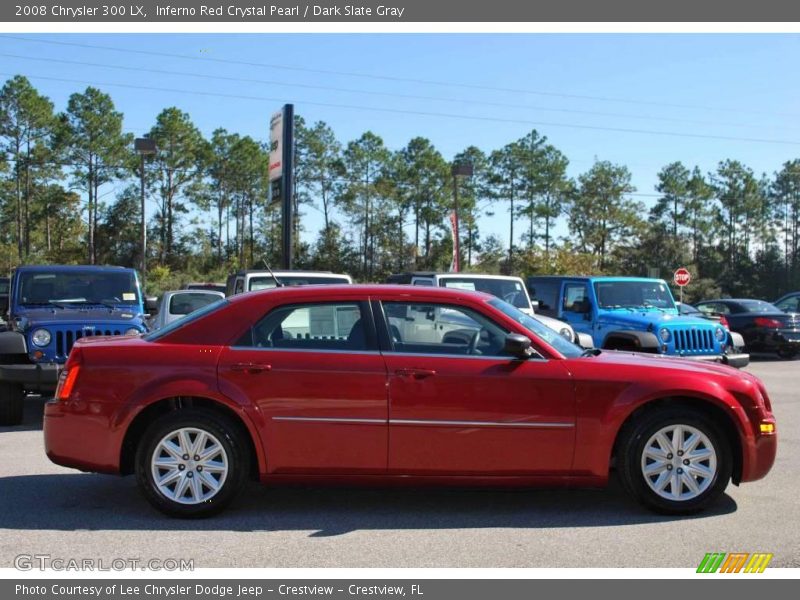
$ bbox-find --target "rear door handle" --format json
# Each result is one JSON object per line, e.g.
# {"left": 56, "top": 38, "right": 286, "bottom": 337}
{"left": 230, "top": 362, "right": 272, "bottom": 374}
{"left": 395, "top": 368, "right": 436, "bottom": 379}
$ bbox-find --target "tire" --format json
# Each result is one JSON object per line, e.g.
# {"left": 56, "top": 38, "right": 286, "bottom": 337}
{"left": 777, "top": 347, "right": 798, "bottom": 360}
{"left": 135, "top": 409, "right": 250, "bottom": 518}
{"left": 0, "top": 382, "right": 25, "bottom": 426}
{"left": 617, "top": 407, "right": 732, "bottom": 514}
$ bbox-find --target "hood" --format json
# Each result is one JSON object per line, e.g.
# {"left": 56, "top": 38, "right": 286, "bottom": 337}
{"left": 597, "top": 310, "right": 716, "bottom": 330}
{"left": 589, "top": 349, "right": 747, "bottom": 379}
{"left": 16, "top": 306, "right": 142, "bottom": 327}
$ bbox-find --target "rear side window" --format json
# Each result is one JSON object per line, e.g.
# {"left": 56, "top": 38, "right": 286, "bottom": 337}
{"left": 529, "top": 280, "right": 559, "bottom": 312}
{"left": 169, "top": 293, "right": 222, "bottom": 315}
{"left": 237, "top": 302, "right": 374, "bottom": 352}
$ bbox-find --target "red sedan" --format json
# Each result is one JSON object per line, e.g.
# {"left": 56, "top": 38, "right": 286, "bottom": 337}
{"left": 44, "top": 285, "right": 777, "bottom": 517}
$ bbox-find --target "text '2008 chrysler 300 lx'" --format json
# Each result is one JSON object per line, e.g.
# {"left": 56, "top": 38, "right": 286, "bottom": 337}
{"left": 44, "top": 285, "right": 777, "bottom": 518}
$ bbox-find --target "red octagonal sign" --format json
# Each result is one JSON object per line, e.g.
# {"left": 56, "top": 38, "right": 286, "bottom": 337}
{"left": 674, "top": 267, "right": 691, "bottom": 287}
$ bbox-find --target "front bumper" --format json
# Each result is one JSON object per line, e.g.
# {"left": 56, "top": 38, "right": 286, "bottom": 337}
{"left": 0, "top": 362, "right": 60, "bottom": 391}
{"left": 676, "top": 352, "right": 750, "bottom": 369}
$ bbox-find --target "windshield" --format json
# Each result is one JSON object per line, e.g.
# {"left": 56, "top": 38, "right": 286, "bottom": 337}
{"left": 144, "top": 298, "right": 228, "bottom": 341}
{"left": 249, "top": 275, "right": 350, "bottom": 291}
{"left": 442, "top": 277, "right": 530, "bottom": 310}
{"left": 16, "top": 270, "right": 141, "bottom": 308}
{"left": 488, "top": 298, "right": 583, "bottom": 358}
{"left": 593, "top": 280, "right": 676, "bottom": 310}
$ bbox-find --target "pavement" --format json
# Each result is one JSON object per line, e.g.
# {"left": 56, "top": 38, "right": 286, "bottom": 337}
{"left": 0, "top": 356, "right": 797, "bottom": 569}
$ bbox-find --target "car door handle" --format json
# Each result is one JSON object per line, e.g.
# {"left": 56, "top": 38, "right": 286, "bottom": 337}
{"left": 230, "top": 362, "right": 272, "bottom": 374}
{"left": 395, "top": 368, "right": 436, "bottom": 379}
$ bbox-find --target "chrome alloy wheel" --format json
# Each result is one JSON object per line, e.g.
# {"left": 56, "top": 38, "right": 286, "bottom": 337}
{"left": 151, "top": 427, "right": 229, "bottom": 505}
{"left": 640, "top": 424, "right": 718, "bottom": 501}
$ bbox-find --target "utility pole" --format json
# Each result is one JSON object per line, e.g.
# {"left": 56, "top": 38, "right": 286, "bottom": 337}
{"left": 451, "top": 162, "right": 474, "bottom": 272}
{"left": 134, "top": 137, "right": 157, "bottom": 291}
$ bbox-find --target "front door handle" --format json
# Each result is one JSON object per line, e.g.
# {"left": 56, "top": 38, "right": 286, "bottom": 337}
{"left": 230, "top": 362, "right": 272, "bottom": 374}
{"left": 395, "top": 368, "right": 437, "bottom": 379}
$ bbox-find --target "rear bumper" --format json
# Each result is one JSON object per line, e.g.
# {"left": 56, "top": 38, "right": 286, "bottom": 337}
{"left": 0, "top": 362, "right": 60, "bottom": 391}
{"left": 677, "top": 353, "right": 750, "bottom": 369}
{"left": 43, "top": 399, "right": 120, "bottom": 473}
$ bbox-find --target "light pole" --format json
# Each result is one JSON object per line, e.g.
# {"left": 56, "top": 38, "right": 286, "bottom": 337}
{"left": 451, "top": 162, "right": 474, "bottom": 272}
{"left": 134, "top": 137, "right": 157, "bottom": 292}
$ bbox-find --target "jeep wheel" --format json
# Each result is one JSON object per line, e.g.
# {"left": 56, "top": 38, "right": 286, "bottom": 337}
{"left": 0, "top": 382, "right": 25, "bottom": 426}
{"left": 135, "top": 409, "right": 249, "bottom": 518}
{"left": 617, "top": 407, "right": 732, "bottom": 514}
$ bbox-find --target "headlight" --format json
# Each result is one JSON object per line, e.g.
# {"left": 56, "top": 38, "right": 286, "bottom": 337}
{"left": 124, "top": 328, "right": 141, "bottom": 336}
{"left": 715, "top": 327, "right": 726, "bottom": 341}
{"left": 659, "top": 328, "right": 670, "bottom": 342}
{"left": 559, "top": 327, "right": 573, "bottom": 340}
{"left": 31, "top": 328, "right": 51, "bottom": 347}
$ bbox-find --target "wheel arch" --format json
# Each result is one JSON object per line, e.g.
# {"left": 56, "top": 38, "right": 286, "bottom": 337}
{"left": 119, "top": 396, "right": 263, "bottom": 480}
{"left": 610, "top": 396, "right": 744, "bottom": 485}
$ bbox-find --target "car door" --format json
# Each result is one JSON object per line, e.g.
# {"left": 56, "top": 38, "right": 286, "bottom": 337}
{"left": 217, "top": 300, "right": 388, "bottom": 474}
{"left": 378, "top": 300, "right": 576, "bottom": 475}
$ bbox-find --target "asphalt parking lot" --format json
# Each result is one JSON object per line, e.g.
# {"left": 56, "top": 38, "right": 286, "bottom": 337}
{"left": 0, "top": 357, "right": 798, "bottom": 569}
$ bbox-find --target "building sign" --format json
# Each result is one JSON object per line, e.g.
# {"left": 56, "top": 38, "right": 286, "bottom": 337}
{"left": 269, "top": 109, "right": 284, "bottom": 182}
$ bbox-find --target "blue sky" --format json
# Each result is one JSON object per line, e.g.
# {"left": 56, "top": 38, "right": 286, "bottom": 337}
{"left": 1, "top": 33, "right": 799, "bottom": 245}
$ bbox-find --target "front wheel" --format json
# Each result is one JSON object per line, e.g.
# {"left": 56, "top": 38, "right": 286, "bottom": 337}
{"left": 0, "top": 382, "right": 25, "bottom": 426}
{"left": 777, "top": 347, "right": 798, "bottom": 360}
{"left": 617, "top": 408, "right": 732, "bottom": 514}
{"left": 135, "top": 409, "right": 249, "bottom": 518}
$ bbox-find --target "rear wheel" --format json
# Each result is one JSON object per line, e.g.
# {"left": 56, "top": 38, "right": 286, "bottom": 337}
{"left": 135, "top": 409, "right": 249, "bottom": 518}
{"left": 0, "top": 382, "right": 25, "bottom": 426}
{"left": 777, "top": 347, "right": 798, "bottom": 359}
{"left": 617, "top": 407, "right": 732, "bottom": 514}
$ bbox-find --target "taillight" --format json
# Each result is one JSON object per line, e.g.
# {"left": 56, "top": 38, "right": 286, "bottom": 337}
{"left": 754, "top": 317, "right": 782, "bottom": 328}
{"left": 719, "top": 315, "right": 729, "bottom": 329}
{"left": 55, "top": 348, "right": 82, "bottom": 401}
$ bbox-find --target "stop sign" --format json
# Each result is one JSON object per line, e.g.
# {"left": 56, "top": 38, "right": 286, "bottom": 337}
{"left": 674, "top": 267, "right": 691, "bottom": 287}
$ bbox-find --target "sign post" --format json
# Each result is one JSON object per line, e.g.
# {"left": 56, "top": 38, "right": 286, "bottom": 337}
{"left": 269, "top": 104, "right": 294, "bottom": 269}
{"left": 673, "top": 267, "right": 692, "bottom": 304}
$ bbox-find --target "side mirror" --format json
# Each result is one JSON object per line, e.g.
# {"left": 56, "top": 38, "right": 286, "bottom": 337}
{"left": 503, "top": 333, "right": 533, "bottom": 359}
{"left": 145, "top": 296, "right": 159, "bottom": 314}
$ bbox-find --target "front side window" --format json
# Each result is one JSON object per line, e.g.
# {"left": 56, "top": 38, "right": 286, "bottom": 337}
{"left": 239, "top": 302, "right": 372, "bottom": 352}
{"left": 776, "top": 297, "right": 799, "bottom": 313}
{"left": 383, "top": 301, "right": 509, "bottom": 357}
{"left": 488, "top": 298, "right": 583, "bottom": 358}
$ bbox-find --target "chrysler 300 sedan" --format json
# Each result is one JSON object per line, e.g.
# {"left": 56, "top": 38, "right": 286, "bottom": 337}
{"left": 44, "top": 285, "right": 777, "bottom": 517}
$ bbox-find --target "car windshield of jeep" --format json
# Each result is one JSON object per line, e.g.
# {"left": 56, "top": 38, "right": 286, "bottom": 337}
{"left": 593, "top": 280, "right": 676, "bottom": 311}
{"left": 16, "top": 270, "right": 141, "bottom": 308}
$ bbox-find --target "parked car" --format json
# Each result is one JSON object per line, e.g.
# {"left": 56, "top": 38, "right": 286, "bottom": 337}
{"left": 696, "top": 298, "right": 800, "bottom": 359}
{"left": 528, "top": 276, "right": 749, "bottom": 367}
{"left": 44, "top": 285, "right": 776, "bottom": 517}
{"left": 386, "top": 272, "right": 592, "bottom": 348}
{"left": 183, "top": 282, "right": 227, "bottom": 295}
{"left": 226, "top": 270, "right": 353, "bottom": 296}
{"left": 773, "top": 292, "right": 800, "bottom": 315}
{"left": 0, "top": 265, "right": 148, "bottom": 425}
{"left": 147, "top": 290, "right": 226, "bottom": 331}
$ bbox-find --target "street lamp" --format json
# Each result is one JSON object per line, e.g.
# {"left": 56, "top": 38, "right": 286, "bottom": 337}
{"left": 134, "top": 137, "right": 157, "bottom": 292}
{"left": 451, "top": 162, "right": 474, "bottom": 272}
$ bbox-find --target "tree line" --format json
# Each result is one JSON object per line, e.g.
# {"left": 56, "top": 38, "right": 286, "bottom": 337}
{"left": 1, "top": 74, "right": 799, "bottom": 301}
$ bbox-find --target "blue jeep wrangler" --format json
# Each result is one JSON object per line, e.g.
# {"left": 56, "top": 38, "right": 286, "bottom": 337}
{"left": 527, "top": 276, "right": 749, "bottom": 368}
{"left": 0, "top": 265, "right": 148, "bottom": 425}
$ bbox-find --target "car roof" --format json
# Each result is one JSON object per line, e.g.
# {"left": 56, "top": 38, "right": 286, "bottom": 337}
{"left": 14, "top": 264, "right": 135, "bottom": 273}
{"left": 226, "top": 283, "right": 495, "bottom": 304}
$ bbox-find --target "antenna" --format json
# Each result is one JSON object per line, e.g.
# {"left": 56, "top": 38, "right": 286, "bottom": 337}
{"left": 262, "top": 261, "right": 284, "bottom": 288}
